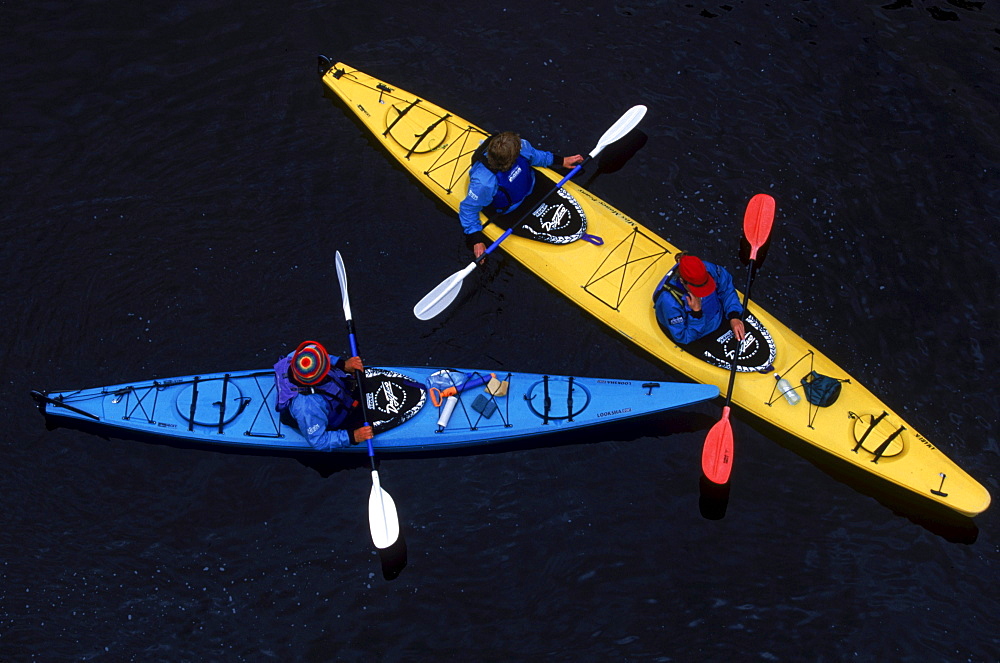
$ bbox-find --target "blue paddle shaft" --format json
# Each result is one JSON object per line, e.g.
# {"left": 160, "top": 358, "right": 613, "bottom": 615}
{"left": 347, "top": 327, "right": 359, "bottom": 357}
{"left": 481, "top": 160, "right": 589, "bottom": 259}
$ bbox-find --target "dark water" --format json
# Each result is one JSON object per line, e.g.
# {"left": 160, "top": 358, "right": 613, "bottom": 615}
{"left": 3, "top": 1, "right": 998, "bottom": 660}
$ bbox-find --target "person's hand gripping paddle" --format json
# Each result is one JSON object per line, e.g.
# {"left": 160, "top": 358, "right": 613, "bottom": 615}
{"left": 335, "top": 251, "right": 400, "bottom": 549}
{"left": 701, "top": 193, "right": 776, "bottom": 485}
{"left": 413, "top": 105, "right": 647, "bottom": 321}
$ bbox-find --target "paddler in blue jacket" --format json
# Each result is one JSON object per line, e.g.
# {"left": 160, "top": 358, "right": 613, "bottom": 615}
{"left": 273, "top": 340, "right": 373, "bottom": 450}
{"left": 654, "top": 253, "right": 746, "bottom": 345}
{"left": 460, "top": 131, "right": 583, "bottom": 258}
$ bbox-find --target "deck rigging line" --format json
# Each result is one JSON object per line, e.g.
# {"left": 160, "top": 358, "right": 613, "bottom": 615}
{"left": 872, "top": 425, "right": 906, "bottom": 463}
{"left": 122, "top": 384, "right": 158, "bottom": 425}
{"left": 852, "top": 411, "right": 889, "bottom": 453}
{"left": 405, "top": 113, "right": 450, "bottom": 159}
{"left": 187, "top": 377, "right": 199, "bottom": 432}
{"left": 382, "top": 98, "right": 420, "bottom": 136}
{"left": 583, "top": 227, "right": 671, "bottom": 311}
{"left": 245, "top": 371, "right": 282, "bottom": 439}
{"left": 217, "top": 374, "right": 229, "bottom": 434}
{"left": 423, "top": 124, "right": 487, "bottom": 194}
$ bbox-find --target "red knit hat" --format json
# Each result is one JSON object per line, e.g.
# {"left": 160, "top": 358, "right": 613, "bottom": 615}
{"left": 291, "top": 341, "right": 331, "bottom": 386}
{"left": 677, "top": 255, "right": 716, "bottom": 297}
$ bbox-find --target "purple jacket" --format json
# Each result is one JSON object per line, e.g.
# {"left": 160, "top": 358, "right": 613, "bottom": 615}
{"left": 274, "top": 353, "right": 356, "bottom": 451}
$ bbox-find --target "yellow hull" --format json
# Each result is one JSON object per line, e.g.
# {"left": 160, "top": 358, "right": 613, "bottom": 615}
{"left": 320, "top": 61, "right": 990, "bottom": 518}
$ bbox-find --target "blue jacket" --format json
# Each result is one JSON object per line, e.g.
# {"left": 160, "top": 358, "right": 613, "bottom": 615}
{"left": 458, "top": 139, "right": 555, "bottom": 235}
{"left": 654, "top": 261, "right": 743, "bottom": 345}
{"left": 273, "top": 353, "right": 356, "bottom": 451}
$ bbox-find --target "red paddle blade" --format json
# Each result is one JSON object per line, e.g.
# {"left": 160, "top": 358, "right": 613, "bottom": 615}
{"left": 744, "top": 193, "right": 776, "bottom": 261}
{"left": 702, "top": 407, "right": 734, "bottom": 484}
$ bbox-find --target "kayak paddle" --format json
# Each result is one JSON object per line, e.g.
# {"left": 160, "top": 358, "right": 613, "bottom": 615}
{"left": 701, "top": 193, "right": 776, "bottom": 485}
{"left": 413, "top": 104, "right": 648, "bottom": 321}
{"left": 335, "top": 250, "right": 400, "bottom": 549}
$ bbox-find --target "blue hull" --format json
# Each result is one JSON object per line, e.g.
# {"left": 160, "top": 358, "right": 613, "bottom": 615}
{"left": 34, "top": 366, "right": 718, "bottom": 453}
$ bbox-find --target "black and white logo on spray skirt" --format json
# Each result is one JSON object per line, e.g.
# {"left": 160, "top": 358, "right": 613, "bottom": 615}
{"left": 697, "top": 314, "right": 777, "bottom": 373}
{"left": 363, "top": 368, "right": 426, "bottom": 433}
{"left": 515, "top": 188, "right": 587, "bottom": 244}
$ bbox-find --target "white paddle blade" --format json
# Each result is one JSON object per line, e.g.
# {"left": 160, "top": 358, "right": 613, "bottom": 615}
{"left": 413, "top": 262, "right": 477, "bottom": 320}
{"left": 589, "top": 104, "right": 647, "bottom": 158}
{"left": 368, "top": 472, "right": 400, "bottom": 549}
{"left": 334, "top": 251, "right": 353, "bottom": 321}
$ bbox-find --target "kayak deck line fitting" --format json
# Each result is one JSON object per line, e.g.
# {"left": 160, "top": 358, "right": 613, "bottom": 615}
{"left": 318, "top": 60, "right": 990, "bottom": 517}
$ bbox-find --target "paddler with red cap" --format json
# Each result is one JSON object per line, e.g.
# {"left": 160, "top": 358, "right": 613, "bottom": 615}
{"left": 654, "top": 253, "right": 746, "bottom": 345}
{"left": 273, "top": 341, "right": 373, "bottom": 450}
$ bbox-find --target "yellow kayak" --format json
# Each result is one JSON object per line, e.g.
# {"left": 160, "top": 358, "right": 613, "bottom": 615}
{"left": 318, "top": 58, "right": 990, "bottom": 518}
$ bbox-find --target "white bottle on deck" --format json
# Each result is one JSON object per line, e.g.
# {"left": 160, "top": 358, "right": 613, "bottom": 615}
{"left": 775, "top": 374, "right": 801, "bottom": 405}
{"left": 436, "top": 395, "right": 459, "bottom": 429}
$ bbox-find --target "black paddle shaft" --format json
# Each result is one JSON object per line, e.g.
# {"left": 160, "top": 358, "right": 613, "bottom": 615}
{"left": 721, "top": 260, "right": 758, "bottom": 407}
{"left": 345, "top": 318, "right": 374, "bottom": 429}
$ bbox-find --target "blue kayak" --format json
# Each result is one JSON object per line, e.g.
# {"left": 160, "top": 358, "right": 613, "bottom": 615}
{"left": 32, "top": 366, "right": 718, "bottom": 453}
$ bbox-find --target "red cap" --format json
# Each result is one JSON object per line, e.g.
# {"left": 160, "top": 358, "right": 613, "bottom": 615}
{"left": 677, "top": 255, "right": 716, "bottom": 297}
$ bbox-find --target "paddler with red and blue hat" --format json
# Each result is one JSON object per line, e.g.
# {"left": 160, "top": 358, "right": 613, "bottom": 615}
{"left": 273, "top": 340, "right": 373, "bottom": 450}
{"left": 654, "top": 253, "right": 746, "bottom": 346}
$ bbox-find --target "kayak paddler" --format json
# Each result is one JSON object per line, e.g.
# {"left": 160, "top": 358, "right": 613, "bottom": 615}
{"left": 654, "top": 253, "right": 746, "bottom": 346}
{"left": 273, "top": 340, "right": 373, "bottom": 450}
{"left": 460, "top": 131, "right": 583, "bottom": 259}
